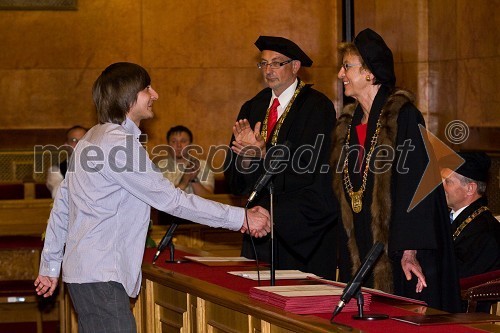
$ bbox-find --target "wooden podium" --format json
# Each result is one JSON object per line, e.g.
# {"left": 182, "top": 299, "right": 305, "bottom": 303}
{"left": 135, "top": 246, "right": 500, "bottom": 333}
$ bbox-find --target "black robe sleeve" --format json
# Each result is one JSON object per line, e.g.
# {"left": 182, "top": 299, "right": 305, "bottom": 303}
{"left": 389, "top": 103, "right": 437, "bottom": 251}
{"left": 389, "top": 103, "right": 461, "bottom": 313}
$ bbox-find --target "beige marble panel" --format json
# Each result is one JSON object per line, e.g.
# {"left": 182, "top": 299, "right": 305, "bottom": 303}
{"left": 0, "top": 0, "right": 496, "bottom": 154}
{"left": 354, "top": 0, "right": 376, "bottom": 32}
{"left": 142, "top": 0, "right": 339, "bottom": 68}
{"left": 457, "top": 58, "right": 500, "bottom": 127}
{"left": 375, "top": 0, "right": 421, "bottom": 64}
{"left": 141, "top": 68, "right": 263, "bottom": 168}
{"left": 308, "top": 67, "right": 342, "bottom": 112}
{"left": 428, "top": 0, "right": 457, "bottom": 61}
{"left": 427, "top": 60, "right": 459, "bottom": 138}
{"left": 395, "top": 61, "right": 447, "bottom": 135}
{"left": 141, "top": 64, "right": 339, "bottom": 170}
{"left": 457, "top": 0, "right": 499, "bottom": 58}
{"left": 355, "top": 0, "right": 423, "bottom": 63}
{"left": 0, "top": 69, "right": 98, "bottom": 128}
{"left": 0, "top": 0, "right": 142, "bottom": 69}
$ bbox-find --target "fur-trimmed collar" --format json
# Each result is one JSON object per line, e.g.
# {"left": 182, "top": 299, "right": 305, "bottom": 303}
{"left": 331, "top": 90, "right": 414, "bottom": 292}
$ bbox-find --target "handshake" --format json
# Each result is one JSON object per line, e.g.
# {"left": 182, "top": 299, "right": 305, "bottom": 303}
{"left": 239, "top": 206, "right": 271, "bottom": 238}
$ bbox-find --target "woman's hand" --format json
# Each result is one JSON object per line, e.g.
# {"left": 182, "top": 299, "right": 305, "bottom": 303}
{"left": 401, "top": 250, "right": 427, "bottom": 293}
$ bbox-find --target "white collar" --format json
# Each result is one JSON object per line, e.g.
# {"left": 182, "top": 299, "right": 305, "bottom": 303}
{"left": 271, "top": 79, "right": 298, "bottom": 117}
{"left": 451, "top": 206, "right": 468, "bottom": 221}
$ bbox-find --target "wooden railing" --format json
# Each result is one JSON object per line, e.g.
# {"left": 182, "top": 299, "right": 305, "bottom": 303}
{"left": 0, "top": 198, "right": 52, "bottom": 236}
{"left": 0, "top": 193, "right": 245, "bottom": 236}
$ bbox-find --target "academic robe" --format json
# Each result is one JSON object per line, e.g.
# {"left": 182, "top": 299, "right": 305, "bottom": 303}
{"left": 332, "top": 85, "right": 461, "bottom": 312}
{"left": 452, "top": 197, "right": 500, "bottom": 279}
{"left": 224, "top": 81, "right": 339, "bottom": 279}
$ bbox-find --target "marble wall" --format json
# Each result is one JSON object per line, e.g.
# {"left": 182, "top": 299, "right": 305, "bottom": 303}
{"left": 355, "top": 0, "right": 499, "bottom": 151}
{"left": 0, "top": 0, "right": 497, "bottom": 161}
{"left": 0, "top": 0, "right": 342, "bottom": 165}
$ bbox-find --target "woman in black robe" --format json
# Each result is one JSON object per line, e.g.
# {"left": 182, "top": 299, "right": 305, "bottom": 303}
{"left": 331, "top": 28, "right": 461, "bottom": 312}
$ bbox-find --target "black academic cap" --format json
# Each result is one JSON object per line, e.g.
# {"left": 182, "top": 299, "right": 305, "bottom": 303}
{"left": 354, "top": 28, "right": 396, "bottom": 88}
{"left": 255, "top": 36, "right": 313, "bottom": 67}
{"left": 456, "top": 152, "right": 491, "bottom": 182}
{"left": 438, "top": 152, "right": 491, "bottom": 182}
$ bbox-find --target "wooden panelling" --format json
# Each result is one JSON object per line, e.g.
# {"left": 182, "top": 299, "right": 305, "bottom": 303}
{"left": 0, "top": 199, "right": 52, "bottom": 236}
{"left": 0, "top": 0, "right": 342, "bottom": 170}
{"left": 139, "top": 253, "right": 500, "bottom": 333}
{"left": 354, "top": 0, "right": 499, "bottom": 150}
{"left": 0, "top": 0, "right": 497, "bottom": 155}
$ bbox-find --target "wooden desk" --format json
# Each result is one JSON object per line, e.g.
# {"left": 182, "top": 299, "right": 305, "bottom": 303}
{"left": 138, "top": 246, "right": 500, "bottom": 333}
{"left": 0, "top": 199, "right": 52, "bottom": 236}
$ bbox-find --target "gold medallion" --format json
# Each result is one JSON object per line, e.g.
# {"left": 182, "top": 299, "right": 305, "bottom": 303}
{"left": 349, "top": 191, "right": 363, "bottom": 213}
{"left": 342, "top": 110, "right": 384, "bottom": 215}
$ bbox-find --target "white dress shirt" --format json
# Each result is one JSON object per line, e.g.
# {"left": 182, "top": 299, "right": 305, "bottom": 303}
{"left": 40, "top": 118, "right": 244, "bottom": 297}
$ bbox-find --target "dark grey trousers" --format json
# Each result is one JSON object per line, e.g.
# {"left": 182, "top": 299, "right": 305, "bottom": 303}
{"left": 67, "top": 281, "right": 136, "bottom": 333}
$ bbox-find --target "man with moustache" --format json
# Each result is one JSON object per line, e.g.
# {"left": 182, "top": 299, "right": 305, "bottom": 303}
{"left": 224, "top": 36, "right": 338, "bottom": 279}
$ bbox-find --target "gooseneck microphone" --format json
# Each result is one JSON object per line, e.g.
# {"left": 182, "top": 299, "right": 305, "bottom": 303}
{"left": 247, "top": 141, "right": 292, "bottom": 205}
{"left": 331, "top": 242, "right": 384, "bottom": 320}
{"left": 152, "top": 223, "right": 178, "bottom": 263}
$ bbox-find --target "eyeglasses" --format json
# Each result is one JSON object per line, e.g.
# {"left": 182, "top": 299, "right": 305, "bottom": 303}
{"left": 341, "top": 63, "right": 362, "bottom": 71}
{"left": 257, "top": 59, "right": 293, "bottom": 69}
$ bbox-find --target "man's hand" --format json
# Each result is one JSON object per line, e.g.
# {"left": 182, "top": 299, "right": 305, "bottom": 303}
{"left": 231, "top": 119, "right": 266, "bottom": 158}
{"left": 34, "top": 275, "right": 59, "bottom": 298}
{"left": 240, "top": 206, "right": 271, "bottom": 238}
{"left": 178, "top": 158, "right": 201, "bottom": 189}
{"left": 401, "top": 250, "right": 427, "bottom": 293}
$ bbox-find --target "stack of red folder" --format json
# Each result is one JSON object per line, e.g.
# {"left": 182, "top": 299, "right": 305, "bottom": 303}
{"left": 249, "top": 284, "right": 371, "bottom": 314}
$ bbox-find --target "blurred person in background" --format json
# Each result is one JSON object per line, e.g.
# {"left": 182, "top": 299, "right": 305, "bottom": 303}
{"left": 46, "top": 125, "right": 87, "bottom": 198}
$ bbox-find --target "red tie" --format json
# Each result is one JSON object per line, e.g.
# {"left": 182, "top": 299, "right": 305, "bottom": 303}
{"left": 267, "top": 98, "right": 280, "bottom": 140}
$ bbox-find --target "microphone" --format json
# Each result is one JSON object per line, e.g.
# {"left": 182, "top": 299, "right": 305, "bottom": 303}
{"left": 152, "top": 223, "right": 178, "bottom": 264}
{"left": 331, "top": 242, "right": 384, "bottom": 320}
{"left": 247, "top": 141, "right": 292, "bottom": 205}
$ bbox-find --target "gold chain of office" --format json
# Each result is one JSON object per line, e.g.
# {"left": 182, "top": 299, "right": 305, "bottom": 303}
{"left": 261, "top": 81, "right": 305, "bottom": 145}
{"left": 452, "top": 206, "right": 489, "bottom": 241}
{"left": 342, "top": 111, "right": 384, "bottom": 213}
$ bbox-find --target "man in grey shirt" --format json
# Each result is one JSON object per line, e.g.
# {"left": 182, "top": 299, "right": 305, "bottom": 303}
{"left": 34, "top": 62, "right": 270, "bottom": 332}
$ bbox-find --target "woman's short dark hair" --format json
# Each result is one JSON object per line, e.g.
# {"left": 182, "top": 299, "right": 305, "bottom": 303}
{"left": 92, "top": 62, "right": 151, "bottom": 124}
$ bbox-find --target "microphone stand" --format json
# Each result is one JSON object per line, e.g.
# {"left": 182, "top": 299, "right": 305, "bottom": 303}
{"left": 269, "top": 182, "right": 275, "bottom": 286}
{"left": 153, "top": 223, "right": 186, "bottom": 264}
{"left": 165, "top": 241, "right": 187, "bottom": 264}
{"left": 352, "top": 290, "right": 388, "bottom": 320}
{"left": 330, "top": 242, "right": 388, "bottom": 322}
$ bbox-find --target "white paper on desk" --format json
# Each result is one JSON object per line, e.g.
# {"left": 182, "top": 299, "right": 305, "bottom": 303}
{"left": 184, "top": 256, "right": 255, "bottom": 262}
{"left": 228, "top": 270, "right": 319, "bottom": 280}
{"left": 254, "top": 284, "right": 344, "bottom": 297}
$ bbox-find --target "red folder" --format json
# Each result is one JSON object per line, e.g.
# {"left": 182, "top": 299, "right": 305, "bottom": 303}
{"left": 249, "top": 284, "right": 371, "bottom": 314}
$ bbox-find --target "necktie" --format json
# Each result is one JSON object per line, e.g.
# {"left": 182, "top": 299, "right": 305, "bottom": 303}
{"left": 449, "top": 211, "right": 454, "bottom": 224}
{"left": 267, "top": 98, "right": 280, "bottom": 140}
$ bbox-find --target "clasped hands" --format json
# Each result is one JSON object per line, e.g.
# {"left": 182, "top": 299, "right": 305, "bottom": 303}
{"left": 240, "top": 206, "right": 271, "bottom": 238}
